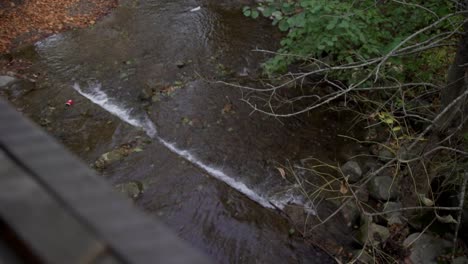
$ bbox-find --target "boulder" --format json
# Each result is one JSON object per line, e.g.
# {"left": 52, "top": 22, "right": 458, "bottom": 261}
{"left": 403, "top": 233, "right": 452, "bottom": 264}
{"left": 368, "top": 176, "right": 398, "bottom": 201}
{"left": 0, "top": 75, "right": 17, "bottom": 87}
{"left": 341, "top": 160, "right": 363, "bottom": 183}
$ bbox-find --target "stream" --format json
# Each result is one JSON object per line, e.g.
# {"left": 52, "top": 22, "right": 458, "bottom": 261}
{"left": 2, "top": 0, "right": 356, "bottom": 262}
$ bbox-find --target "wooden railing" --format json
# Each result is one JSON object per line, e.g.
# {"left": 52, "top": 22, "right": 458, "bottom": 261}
{"left": 0, "top": 98, "right": 210, "bottom": 264}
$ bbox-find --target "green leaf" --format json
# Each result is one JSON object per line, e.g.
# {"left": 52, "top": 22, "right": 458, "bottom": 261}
{"left": 278, "top": 20, "right": 290, "bottom": 31}
{"left": 338, "top": 20, "right": 349, "bottom": 28}
{"left": 272, "top": 11, "right": 283, "bottom": 20}
{"left": 262, "top": 6, "right": 275, "bottom": 17}
{"left": 251, "top": 10, "right": 259, "bottom": 19}
{"left": 383, "top": 118, "right": 393, "bottom": 125}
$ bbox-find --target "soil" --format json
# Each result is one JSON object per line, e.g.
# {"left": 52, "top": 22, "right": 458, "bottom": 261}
{"left": 0, "top": 0, "right": 117, "bottom": 54}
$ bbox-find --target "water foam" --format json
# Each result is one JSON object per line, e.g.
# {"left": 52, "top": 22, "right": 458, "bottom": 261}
{"left": 73, "top": 83, "right": 280, "bottom": 209}
{"left": 158, "top": 139, "right": 276, "bottom": 208}
{"left": 73, "top": 83, "right": 157, "bottom": 137}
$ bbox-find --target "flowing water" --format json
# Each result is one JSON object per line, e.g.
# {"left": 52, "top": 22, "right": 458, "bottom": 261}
{"left": 3, "top": 0, "right": 357, "bottom": 262}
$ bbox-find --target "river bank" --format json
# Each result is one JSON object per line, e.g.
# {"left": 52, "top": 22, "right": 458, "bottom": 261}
{"left": 0, "top": 0, "right": 117, "bottom": 53}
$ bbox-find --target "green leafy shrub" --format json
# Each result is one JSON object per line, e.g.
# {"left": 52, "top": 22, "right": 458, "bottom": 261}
{"left": 244, "top": 0, "right": 458, "bottom": 77}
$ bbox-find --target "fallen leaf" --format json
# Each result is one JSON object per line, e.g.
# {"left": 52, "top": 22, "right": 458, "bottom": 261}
{"left": 418, "top": 194, "right": 434, "bottom": 206}
{"left": 277, "top": 167, "right": 286, "bottom": 179}
{"left": 222, "top": 103, "right": 232, "bottom": 114}
{"left": 340, "top": 181, "right": 348, "bottom": 194}
{"left": 436, "top": 214, "right": 457, "bottom": 224}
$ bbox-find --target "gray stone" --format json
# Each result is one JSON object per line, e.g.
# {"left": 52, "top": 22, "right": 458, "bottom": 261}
{"left": 362, "top": 159, "right": 381, "bottom": 174}
{"left": 378, "top": 147, "right": 394, "bottom": 161}
{"left": 403, "top": 233, "right": 452, "bottom": 264}
{"left": 368, "top": 176, "right": 398, "bottom": 201}
{"left": 360, "top": 221, "right": 390, "bottom": 246}
{"left": 0, "top": 76, "right": 17, "bottom": 87}
{"left": 383, "top": 201, "right": 403, "bottom": 225}
{"left": 356, "top": 186, "right": 369, "bottom": 203}
{"left": 341, "top": 160, "right": 363, "bottom": 183}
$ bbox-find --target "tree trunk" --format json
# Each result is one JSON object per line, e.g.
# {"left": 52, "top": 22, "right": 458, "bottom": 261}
{"left": 437, "top": 2, "right": 468, "bottom": 132}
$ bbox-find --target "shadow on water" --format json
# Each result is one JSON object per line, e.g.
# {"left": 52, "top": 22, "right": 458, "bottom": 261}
{"left": 2, "top": 0, "right": 359, "bottom": 262}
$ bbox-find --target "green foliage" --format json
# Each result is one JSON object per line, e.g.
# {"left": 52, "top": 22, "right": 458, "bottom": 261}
{"left": 244, "top": 0, "right": 458, "bottom": 77}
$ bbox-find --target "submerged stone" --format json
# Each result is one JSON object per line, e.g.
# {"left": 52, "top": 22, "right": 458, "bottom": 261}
{"left": 114, "top": 180, "right": 144, "bottom": 199}
{"left": 94, "top": 141, "right": 147, "bottom": 169}
{"left": 94, "top": 150, "right": 125, "bottom": 169}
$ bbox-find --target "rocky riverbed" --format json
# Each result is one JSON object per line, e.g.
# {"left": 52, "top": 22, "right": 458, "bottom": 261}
{"left": 1, "top": 0, "right": 467, "bottom": 263}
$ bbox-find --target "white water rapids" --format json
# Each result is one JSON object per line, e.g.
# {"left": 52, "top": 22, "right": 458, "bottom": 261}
{"left": 73, "top": 83, "right": 314, "bottom": 212}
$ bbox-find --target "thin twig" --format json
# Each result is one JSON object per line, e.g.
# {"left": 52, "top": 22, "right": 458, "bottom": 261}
{"left": 364, "top": 206, "right": 461, "bottom": 217}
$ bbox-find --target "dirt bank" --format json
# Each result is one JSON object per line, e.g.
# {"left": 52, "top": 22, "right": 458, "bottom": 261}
{"left": 0, "top": 0, "right": 117, "bottom": 53}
